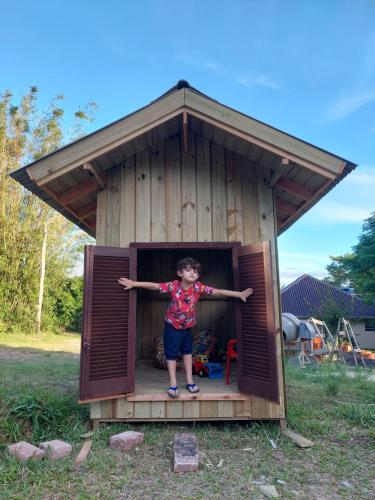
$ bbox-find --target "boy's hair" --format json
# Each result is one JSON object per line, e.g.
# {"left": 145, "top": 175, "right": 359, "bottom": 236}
{"left": 177, "top": 257, "right": 201, "bottom": 276}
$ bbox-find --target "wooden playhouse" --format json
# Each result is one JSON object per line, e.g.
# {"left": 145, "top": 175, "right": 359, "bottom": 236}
{"left": 10, "top": 80, "right": 356, "bottom": 427}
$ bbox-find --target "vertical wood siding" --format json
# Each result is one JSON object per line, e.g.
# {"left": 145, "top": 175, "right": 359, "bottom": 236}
{"left": 98, "top": 131, "right": 262, "bottom": 247}
{"left": 94, "top": 129, "right": 285, "bottom": 419}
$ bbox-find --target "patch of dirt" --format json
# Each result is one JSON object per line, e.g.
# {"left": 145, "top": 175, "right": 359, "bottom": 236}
{"left": 0, "top": 346, "right": 79, "bottom": 362}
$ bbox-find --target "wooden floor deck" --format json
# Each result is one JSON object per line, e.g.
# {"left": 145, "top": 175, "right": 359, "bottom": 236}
{"left": 132, "top": 360, "right": 239, "bottom": 400}
{"left": 89, "top": 360, "right": 285, "bottom": 423}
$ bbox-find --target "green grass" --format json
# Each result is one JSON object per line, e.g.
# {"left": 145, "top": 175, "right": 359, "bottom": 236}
{"left": 0, "top": 333, "right": 374, "bottom": 499}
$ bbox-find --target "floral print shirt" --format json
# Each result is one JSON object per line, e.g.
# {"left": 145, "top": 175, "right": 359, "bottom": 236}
{"left": 159, "top": 280, "right": 214, "bottom": 330}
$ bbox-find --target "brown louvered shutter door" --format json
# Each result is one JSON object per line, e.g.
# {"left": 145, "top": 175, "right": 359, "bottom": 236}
{"left": 79, "top": 245, "right": 137, "bottom": 401}
{"left": 234, "top": 241, "right": 279, "bottom": 402}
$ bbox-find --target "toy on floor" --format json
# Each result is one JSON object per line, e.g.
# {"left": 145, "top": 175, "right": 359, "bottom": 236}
{"left": 226, "top": 339, "right": 237, "bottom": 384}
{"left": 192, "top": 329, "right": 217, "bottom": 360}
{"left": 192, "top": 354, "right": 224, "bottom": 379}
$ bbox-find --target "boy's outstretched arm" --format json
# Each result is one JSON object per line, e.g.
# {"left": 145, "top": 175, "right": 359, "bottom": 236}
{"left": 117, "top": 277, "right": 159, "bottom": 291}
{"left": 211, "top": 287, "right": 253, "bottom": 302}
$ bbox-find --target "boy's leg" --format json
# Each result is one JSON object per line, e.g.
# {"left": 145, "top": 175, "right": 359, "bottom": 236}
{"left": 166, "top": 360, "right": 177, "bottom": 388}
{"left": 163, "top": 322, "right": 180, "bottom": 393}
{"left": 181, "top": 329, "right": 198, "bottom": 389}
{"left": 182, "top": 354, "right": 194, "bottom": 385}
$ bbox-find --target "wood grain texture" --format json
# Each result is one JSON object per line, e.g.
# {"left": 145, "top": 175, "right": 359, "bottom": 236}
{"left": 120, "top": 157, "right": 136, "bottom": 246}
{"left": 211, "top": 142, "right": 227, "bottom": 241}
{"left": 196, "top": 135, "right": 212, "bottom": 241}
{"left": 106, "top": 166, "right": 121, "bottom": 246}
{"left": 151, "top": 144, "right": 167, "bottom": 241}
{"left": 181, "top": 131, "right": 197, "bottom": 241}
{"left": 96, "top": 189, "right": 108, "bottom": 245}
{"left": 165, "top": 135, "right": 182, "bottom": 241}
{"left": 135, "top": 149, "right": 151, "bottom": 242}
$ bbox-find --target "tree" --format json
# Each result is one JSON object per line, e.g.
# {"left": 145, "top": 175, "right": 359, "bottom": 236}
{"left": 325, "top": 212, "right": 375, "bottom": 304}
{"left": 0, "top": 87, "right": 96, "bottom": 332}
{"left": 323, "top": 254, "right": 353, "bottom": 288}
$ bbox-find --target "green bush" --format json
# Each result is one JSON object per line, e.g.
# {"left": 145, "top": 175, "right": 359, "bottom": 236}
{"left": 51, "top": 276, "right": 83, "bottom": 332}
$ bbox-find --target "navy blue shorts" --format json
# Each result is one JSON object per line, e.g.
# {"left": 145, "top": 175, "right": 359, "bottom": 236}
{"left": 164, "top": 322, "right": 193, "bottom": 360}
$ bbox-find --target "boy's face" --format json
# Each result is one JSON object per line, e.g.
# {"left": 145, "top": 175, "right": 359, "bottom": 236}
{"left": 177, "top": 265, "right": 199, "bottom": 284}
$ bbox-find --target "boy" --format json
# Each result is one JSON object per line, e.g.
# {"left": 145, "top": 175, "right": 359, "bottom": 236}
{"left": 118, "top": 257, "right": 253, "bottom": 398}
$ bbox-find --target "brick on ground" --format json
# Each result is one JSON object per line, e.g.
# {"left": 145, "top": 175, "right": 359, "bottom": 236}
{"left": 39, "top": 439, "right": 72, "bottom": 460}
{"left": 7, "top": 441, "right": 45, "bottom": 462}
{"left": 109, "top": 431, "right": 144, "bottom": 451}
{"left": 173, "top": 433, "right": 198, "bottom": 472}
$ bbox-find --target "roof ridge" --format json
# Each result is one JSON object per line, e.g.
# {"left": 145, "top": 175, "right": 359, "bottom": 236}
{"left": 281, "top": 273, "right": 309, "bottom": 292}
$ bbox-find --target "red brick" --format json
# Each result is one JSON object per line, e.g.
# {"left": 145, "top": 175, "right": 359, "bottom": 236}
{"left": 173, "top": 433, "right": 198, "bottom": 472}
{"left": 39, "top": 439, "right": 72, "bottom": 460}
{"left": 7, "top": 441, "right": 45, "bottom": 462}
{"left": 109, "top": 431, "right": 144, "bottom": 451}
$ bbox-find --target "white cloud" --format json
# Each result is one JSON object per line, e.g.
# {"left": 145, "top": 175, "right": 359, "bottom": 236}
{"left": 237, "top": 74, "right": 280, "bottom": 91}
{"left": 311, "top": 202, "right": 372, "bottom": 223}
{"left": 349, "top": 170, "right": 375, "bottom": 188}
{"left": 279, "top": 268, "right": 328, "bottom": 286}
{"left": 278, "top": 252, "right": 330, "bottom": 286}
{"left": 327, "top": 89, "right": 375, "bottom": 120}
{"left": 175, "top": 53, "right": 222, "bottom": 75}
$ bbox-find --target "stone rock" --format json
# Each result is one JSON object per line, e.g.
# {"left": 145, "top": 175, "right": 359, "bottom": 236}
{"left": 173, "top": 433, "right": 198, "bottom": 472}
{"left": 109, "top": 431, "right": 144, "bottom": 451}
{"left": 7, "top": 441, "right": 45, "bottom": 462}
{"left": 39, "top": 439, "right": 72, "bottom": 460}
{"left": 341, "top": 481, "right": 354, "bottom": 489}
{"left": 257, "top": 485, "right": 279, "bottom": 498}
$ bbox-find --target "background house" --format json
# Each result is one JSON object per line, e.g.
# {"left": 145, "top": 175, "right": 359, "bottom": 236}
{"left": 281, "top": 274, "right": 375, "bottom": 349}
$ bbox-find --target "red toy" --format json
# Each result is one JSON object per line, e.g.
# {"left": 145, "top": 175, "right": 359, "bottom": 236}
{"left": 192, "top": 354, "right": 224, "bottom": 379}
{"left": 226, "top": 339, "right": 237, "bottom": 384}
{"left": 192, "top": 354, "right": 210, "bottom": 377}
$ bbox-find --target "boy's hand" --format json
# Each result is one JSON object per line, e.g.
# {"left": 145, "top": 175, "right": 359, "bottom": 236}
{"left": 118, "top": 277, "right": 135, "bottom": 290}
{"left": 240, "top": 288, "right": 253, "bottom": 302}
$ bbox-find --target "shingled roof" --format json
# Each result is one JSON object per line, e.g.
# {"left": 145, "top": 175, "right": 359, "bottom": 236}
{"left": 281, "top": 274, "right": 375, "bottom": 319}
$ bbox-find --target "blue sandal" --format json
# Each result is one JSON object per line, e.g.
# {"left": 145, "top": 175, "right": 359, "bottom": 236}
{"left": 186, "top": 383, "right": 200, "bottom": 393}
{"left": 168, "top": 386, "right": 179, "bottom": 398}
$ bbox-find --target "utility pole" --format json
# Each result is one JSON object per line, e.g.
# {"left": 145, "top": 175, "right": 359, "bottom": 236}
{"left": 36, "top": 223, "right": 47, "bottom": 334}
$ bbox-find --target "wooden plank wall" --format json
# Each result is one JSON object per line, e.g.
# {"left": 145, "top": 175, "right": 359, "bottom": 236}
{"left": 137, "top": 249, "right": 235, "bottom": 358}
{"left": 90, "top": 396, "right": 284, "bottom": 421}
{"left": 97, "top": 132, "right": 257, "bottom": 246}
{"left": 95, "top": 130, "right": 286, "bottom": 419}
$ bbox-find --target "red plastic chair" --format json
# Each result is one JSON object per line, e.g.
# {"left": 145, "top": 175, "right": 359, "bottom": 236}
{"left": 225, "top": 339, "right": 237, "bottom": 384}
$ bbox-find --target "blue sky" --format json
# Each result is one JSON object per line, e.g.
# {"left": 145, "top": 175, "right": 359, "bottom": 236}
{"left": 1, "top": 0, "right": 374, "bottom": 284}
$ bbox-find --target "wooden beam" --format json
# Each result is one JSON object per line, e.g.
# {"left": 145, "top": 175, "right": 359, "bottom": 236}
{"left": 82, "top": 162, "right": 106, "bottom": 189}
{"left": 59, "top": 174, "right": 105, "bottom": 205}
{"left": 41, "top": 185, "right": 95, "bottom": 234}
{"left": 276, "top": 198, "right": 298, "bottom": 216}
{"left": 75, "top": 439, "right": 92, "bottom": 464}
{"left": 278, "top": 178, "right": 332, "bottom": 232}
{"left": 29, "top": 91, "right": 185, "bottom": 185}
{"left": 282, "top": 429, "right": 315, "bottom": 448}
{"left": 187, "top": 109, "right": 338, "bottom": 180}
{"left": 182, "top": 111, "right": 188, "bottom": 153}
{"left": 76, "top": 201, "right": 97, "bottom": 219}
{"left": 185, "top": 90, "right": 344, "bottom": 177}
{"left": 268, "top": 158, "right": 289, "bottom": 187}
{"left": 275, "top": 176, "right": 315, "bottom": 200}
{"left": 127, "top": 392, "right": 252, "bottom": 402}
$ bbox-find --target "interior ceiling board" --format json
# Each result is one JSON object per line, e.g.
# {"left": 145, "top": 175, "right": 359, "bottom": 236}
{"left": 47, "top": 176, "right": 70, "bottom": 193}
{"left": 304, "top": 173, "right": 328, "bottom": 192}
{"left": 276, "top": 191, "right": 303, "bottom": 207}
{"left": 70, "top": 192, "right": 96, "bottom": 211}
